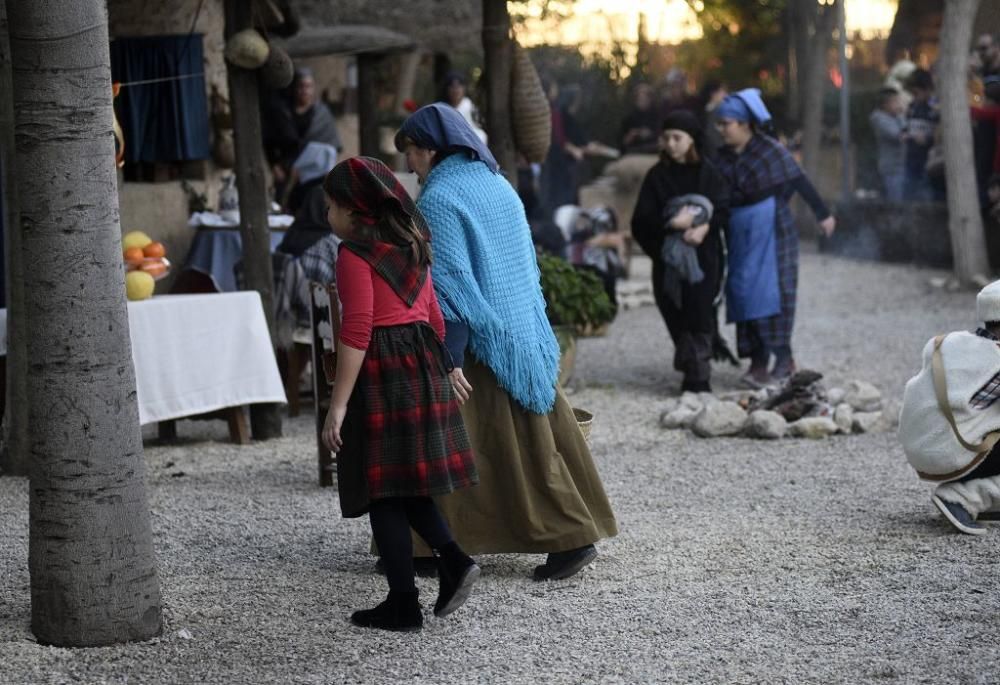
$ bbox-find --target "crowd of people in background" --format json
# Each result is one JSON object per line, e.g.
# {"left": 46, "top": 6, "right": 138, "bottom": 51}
{"left": 870, "top": 33, "right": 1000, "bottom": 213}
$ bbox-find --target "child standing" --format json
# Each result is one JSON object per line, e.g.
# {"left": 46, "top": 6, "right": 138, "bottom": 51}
{"left": 321, "top": 156, "right": 480, "bottom": 630}
{"left": 899, "top": 280, "right": 1000, "bottom": 534}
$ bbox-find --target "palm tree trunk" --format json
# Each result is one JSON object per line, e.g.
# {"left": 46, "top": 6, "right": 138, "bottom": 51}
{"left": 7, "top": 0, "right": 162, "bottom": 646}
{"left": 0, "top": 1, "right": 28, "bottom": 476}
{"left": 939, "top": 0, "right": 988, "bottom": 286}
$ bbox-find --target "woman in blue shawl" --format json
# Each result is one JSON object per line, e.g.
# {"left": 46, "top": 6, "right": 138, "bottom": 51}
{"left": 393, "top": 103, "right": 617, "bottom": 581}
{"left": 713, "top": 89, "right": 836, "bottom": 386}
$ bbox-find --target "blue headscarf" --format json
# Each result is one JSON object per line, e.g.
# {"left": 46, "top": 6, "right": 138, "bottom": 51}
{"left": 395, "top": 103, "right": 499, "bottom": 173}
{"left": 716, "top": 88, "right": 772, "bottom": 124}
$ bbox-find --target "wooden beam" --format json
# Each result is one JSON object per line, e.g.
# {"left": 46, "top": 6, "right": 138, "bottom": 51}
{"left": 357, "top": 53, "right": 382, "bottom": 157}
{"left": 224, "top": 0, "right": 282, "bottom": 439}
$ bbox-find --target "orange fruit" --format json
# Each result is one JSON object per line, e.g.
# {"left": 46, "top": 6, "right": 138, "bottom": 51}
{"left": 123, "top": 246, "right": 145, "bottom": 267}
{"left": 142, "top": 241, "right": 166, "bottom": 258}
{"left": 140, "top": 259, "right": 167, "bottom": 278}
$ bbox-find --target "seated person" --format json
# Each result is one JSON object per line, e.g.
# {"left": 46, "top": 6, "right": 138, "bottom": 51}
{"left": 900, "top": 280, "right": 1000, "bottom": 535}
{"left": 553, "top": 204, "right": 625, "bottom": 307}
{"left": 263, "top": 67, "right": 343, "bottom": 210}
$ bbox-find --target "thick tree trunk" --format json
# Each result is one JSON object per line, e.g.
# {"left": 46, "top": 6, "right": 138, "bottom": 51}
{"left": 482, "top": 0, "right": 517, "bottom": 185}
{"left": 224, "top": 0, "right": 282, "bottom": 439}
{"left": 939, "top": 0, "right": 988, "bottom": 285}
{"left": 7, "top": 0, "right": 162, "bottom": 646}
{"left": 786, "top": 1, "right": 809, "bottom": 125}
{"left": 0, "top": 1, "right": 28, "bottom": 476}
{"left": 799, "top": 0, "right": 838, "bottom": 182}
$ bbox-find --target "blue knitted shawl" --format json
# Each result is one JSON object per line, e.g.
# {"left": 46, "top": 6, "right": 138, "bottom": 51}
{"left": 419, "top": 154, "right": 559, "bottom": 414}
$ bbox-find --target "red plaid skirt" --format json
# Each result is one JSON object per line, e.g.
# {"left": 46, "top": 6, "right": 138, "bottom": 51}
{"left": 337, "top": 322, "right": 477, "bottom": 518}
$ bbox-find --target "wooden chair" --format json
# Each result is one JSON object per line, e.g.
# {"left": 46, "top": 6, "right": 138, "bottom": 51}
{"left": 309, "top": 281, "right": 340, "bottom": 487}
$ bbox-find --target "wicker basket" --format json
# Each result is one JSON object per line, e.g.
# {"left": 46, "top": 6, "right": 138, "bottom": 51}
{"left": 510, "top": 43, "right": 551, "bottom": 163}
{"left": 573, "top": 407, "right": 593, "bottom": 442}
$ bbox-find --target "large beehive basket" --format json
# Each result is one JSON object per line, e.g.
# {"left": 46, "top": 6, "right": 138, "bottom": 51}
{"left": 510, "top": 42, "right": 551, "bottom": 164}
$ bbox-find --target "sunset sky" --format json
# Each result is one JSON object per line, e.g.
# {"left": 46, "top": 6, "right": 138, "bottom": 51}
{"left": 514, "top": 0, "right": 898, "bottom": 52}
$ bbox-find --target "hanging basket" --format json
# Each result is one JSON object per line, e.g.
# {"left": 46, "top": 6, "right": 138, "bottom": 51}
{"left": 260, "top": 44, "right": 294, "bottom": 89}
{"left": 510, "top": 43, "right": 551, "bottom": 164}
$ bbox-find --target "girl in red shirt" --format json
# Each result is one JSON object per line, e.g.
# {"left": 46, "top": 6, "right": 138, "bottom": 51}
{"left": 321, "top": 156, "right": 479, "bottom": 632}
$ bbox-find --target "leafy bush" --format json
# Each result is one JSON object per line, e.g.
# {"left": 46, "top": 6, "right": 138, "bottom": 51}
{"left": 537, "top": 253, "right": 616, "bottom": 330}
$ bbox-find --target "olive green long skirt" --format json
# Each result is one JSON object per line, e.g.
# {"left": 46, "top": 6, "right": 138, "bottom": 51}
{"left": 414, "top": 357, "right": 618, "bottom": 555}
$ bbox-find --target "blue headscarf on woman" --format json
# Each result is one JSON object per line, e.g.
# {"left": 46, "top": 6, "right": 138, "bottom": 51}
{"left": 715, "top": 88, "right": 772, "bottom": 124}
{"left": 395, "top": 102, "right": 499, "bottom": 173}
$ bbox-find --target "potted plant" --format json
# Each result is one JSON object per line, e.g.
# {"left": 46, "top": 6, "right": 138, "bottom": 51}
{"left": 537, "top": 252, "right": 616, "bottom": 385}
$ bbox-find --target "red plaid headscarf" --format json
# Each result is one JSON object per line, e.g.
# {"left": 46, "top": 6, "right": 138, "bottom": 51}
{"left": 324, "top": 156, "right": 431, "bottom": 307}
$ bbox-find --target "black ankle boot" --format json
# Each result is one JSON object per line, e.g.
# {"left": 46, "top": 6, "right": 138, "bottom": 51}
{"left": 532, "top": 544, "right": 598, "bottom": 581}
{"left": 433, "top": 542, "right": 480, "bottom": 618}
{"left": 350, "top": 590, "right": 423, "bottom": 632}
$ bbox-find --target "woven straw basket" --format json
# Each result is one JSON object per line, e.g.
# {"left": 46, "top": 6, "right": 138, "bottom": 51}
{"left": 573, "top": 407, "right": 594, "bottom": 442}
{"left": 510, "top": 43, "right": 551, "bottom": 163}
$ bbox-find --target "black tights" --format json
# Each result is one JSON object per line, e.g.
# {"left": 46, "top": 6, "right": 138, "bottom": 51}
{"left": 368, "top": 497, "right": 453, "bottom": 592}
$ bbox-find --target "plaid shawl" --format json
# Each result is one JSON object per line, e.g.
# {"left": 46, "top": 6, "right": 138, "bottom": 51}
{"left": 715, "top": 134, "right": 801, "bottom": 207}
{"left": 325, "top": 156, "right": 430, "bottom": 306}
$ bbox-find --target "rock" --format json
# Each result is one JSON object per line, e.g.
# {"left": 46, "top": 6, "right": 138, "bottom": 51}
{"left": 679, "top": 392, "right": 704, "bottom": 412}
{"left": 852, "top": 411, "right": 883, "bottom": 434}
{"left": 692, "top": 401, "right": 747, "bottom": 438}
{"left": 844, "top": 380, "right": 882, "bottom": 412}
{"left": 833, "top": 403, "right": 854, "bottom": 434}
{"left": 788, "top": 417, "right": 839, "bottom": 439}
{"left": 880, "top": 397, "right": 901, "bottom": 428}
{"left": 176, "top": 628, "right": 194, "bottom": 640}
{"left": 745, "top": 410, "right": 787, "bottom": 439}
{"left": 660, "top": 406, "right": 700, "bottom": 430}
{"left": 698, "top": 392, "right": 719, "bottom": 407}
{"left": 660, "top": 398, "right": 680, "bottom": 415}
{"left": 827, "top": 387, "right": 846, "bottom": 406}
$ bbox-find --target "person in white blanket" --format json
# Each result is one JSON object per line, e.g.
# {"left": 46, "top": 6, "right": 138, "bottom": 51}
{"left": 900, "top": 280, "right": 1000, "bottom": 535}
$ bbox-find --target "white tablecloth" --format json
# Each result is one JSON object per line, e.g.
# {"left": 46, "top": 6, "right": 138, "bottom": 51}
{"left": 127, "top": 292, "right": 287, "bottom": 424}
{"left": 2, "top": 293, "right": 284, "bottom": 424}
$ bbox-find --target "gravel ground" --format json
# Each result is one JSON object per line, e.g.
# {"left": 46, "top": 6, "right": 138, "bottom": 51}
{"left": 3, "top": 249, "right": 1000, "bottom": 684}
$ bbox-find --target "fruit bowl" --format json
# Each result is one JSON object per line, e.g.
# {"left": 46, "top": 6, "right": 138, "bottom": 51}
{"left": 126, "top": 257, "right": 172, "bottom": 281}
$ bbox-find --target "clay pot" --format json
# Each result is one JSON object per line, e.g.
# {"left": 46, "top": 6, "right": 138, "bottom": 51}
{"left": 213, "top": 129, "right": 235, "bottom": 169}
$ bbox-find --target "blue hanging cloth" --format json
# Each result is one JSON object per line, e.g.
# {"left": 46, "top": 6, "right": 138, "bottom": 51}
{"left": 725, "top": 197, "right": 781, "bottom": 323}
{"left": 110, "top": 35, "right": 211, "bottom": 163}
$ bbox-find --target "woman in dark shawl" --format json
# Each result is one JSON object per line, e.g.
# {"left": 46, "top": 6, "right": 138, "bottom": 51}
{"left": 632, "top": 110, "right": 730, "bottom": 393}
{"left": 713, "top": 89, "right": 836, "bottom": 386}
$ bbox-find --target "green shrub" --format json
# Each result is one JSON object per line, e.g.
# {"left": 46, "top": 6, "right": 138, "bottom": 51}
{"left": 537, "top": 253, "right": 616, "bottom": 330}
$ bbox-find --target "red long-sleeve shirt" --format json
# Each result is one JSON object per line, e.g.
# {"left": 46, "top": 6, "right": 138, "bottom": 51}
{"left": 971, "top": 104, "right": 1000, "bottom": 173}
{"left": 335, "top": 247, "right": 445, "bottom": 350}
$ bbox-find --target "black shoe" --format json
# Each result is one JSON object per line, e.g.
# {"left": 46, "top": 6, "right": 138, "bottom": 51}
{"left": 350, "top": 590, "right": 423, "bottom": 632}
{"left": 532, "top": 545, "right": 598, "bottom": 581}
{"left": 434, "top": 545, "right": 480, "bottom": 618}
{"left": 932, "top": 495, "right": 986, "bottom": 536}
